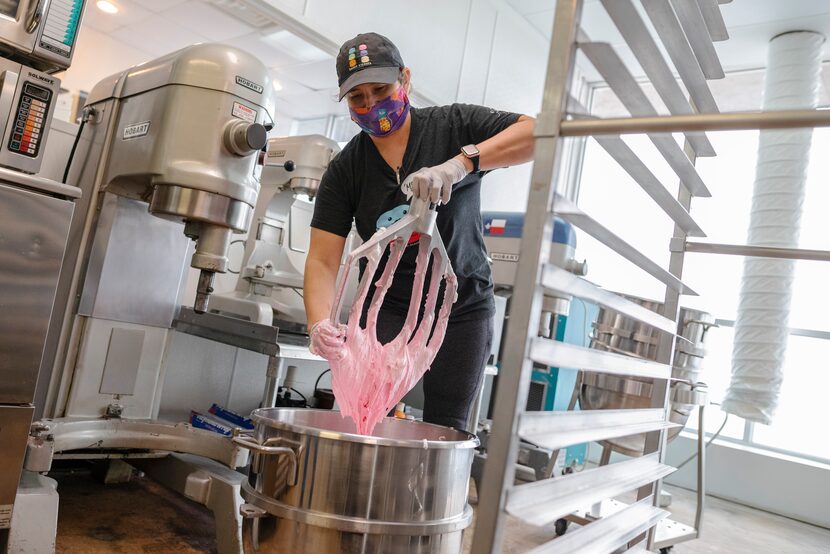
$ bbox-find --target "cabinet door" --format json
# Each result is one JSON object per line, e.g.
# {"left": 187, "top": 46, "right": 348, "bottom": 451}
{"left": 0, "top": 183, "right": 73, "bottom": 403}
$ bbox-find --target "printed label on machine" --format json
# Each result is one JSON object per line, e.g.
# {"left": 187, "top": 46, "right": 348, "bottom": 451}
{"left": 235, "top": 76, "right": 263, "bottom": 94}
{"left": 122, "top": 121, "right": 150, "bottom": 140}
{"left": 491, "top": 252, "right": 519, "bottom": 262}
{"left": 7, "top": 82, "right": 52, "bottom": 158}
{"left": 0, "top": 503, "right": 12, "bottom": 528}
{"left": 232, "top": 101, "right": 257, "bottom": 123}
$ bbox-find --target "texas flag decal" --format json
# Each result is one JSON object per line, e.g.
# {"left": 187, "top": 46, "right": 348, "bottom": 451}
{"left": 484, "top": 218, "right": 507, "bottom": 235}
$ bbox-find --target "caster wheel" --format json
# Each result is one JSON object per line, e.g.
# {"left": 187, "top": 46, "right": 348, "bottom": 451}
{"left": 554, "top": 518, "right": 569, "bottom": 537}
{"left": 660, "top": 548, "right": 673, "bottom": 554}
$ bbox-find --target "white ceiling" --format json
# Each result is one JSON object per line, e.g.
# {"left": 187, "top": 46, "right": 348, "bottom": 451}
{"left": 81, "top": 0, "right": 345, "bottom": 120}
{"left": 506, "top": 0, "right": 830, "bottom": 78}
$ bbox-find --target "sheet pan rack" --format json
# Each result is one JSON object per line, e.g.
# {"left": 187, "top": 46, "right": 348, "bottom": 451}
{"left": 469, "top": 0, "right": 830, "bottom": 552}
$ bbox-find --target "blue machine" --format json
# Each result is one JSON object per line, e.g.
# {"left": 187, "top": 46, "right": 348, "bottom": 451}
{"left": 482, "top": 211, "right": 592, "bottom": 471}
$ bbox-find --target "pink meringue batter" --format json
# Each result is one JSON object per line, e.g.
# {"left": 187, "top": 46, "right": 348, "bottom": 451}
{"left": 323, "top": 234, "right": 457, "bottom": 435}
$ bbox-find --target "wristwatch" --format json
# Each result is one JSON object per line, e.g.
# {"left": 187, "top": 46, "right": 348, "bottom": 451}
{"left": 461, "top": 144, "right": 480, "bottom": 173}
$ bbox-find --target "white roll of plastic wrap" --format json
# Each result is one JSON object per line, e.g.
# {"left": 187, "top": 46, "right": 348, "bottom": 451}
{"left": 722, "top": 31, "right": 825, "bottom": 424}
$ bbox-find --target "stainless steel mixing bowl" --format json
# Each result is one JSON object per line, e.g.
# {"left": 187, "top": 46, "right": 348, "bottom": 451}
{"left": 237, "top": 408, "right": 478, "bottom": 553}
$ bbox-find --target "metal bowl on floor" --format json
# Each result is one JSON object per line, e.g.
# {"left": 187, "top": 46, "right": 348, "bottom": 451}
{"left": 235, "top": 408, "right": 478, "bottom": 554}
{"left": 578, "top": 298, "right": 715, "bottom": 457}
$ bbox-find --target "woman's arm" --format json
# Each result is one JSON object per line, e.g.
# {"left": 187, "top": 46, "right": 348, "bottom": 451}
{"left": 456, "top": 115, "right": 536, "bottom": 172}
{"left": 304, "top": 227, "right": 347, "bottom": 331}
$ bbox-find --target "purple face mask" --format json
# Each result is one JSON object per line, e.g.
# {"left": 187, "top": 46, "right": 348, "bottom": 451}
{"left": 349, "top": 87, "right": 410, "bottom": 136}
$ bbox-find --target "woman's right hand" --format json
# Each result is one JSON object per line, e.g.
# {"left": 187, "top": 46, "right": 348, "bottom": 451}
{"left": 309, "top": 320, "right": 347, "bottom": 360}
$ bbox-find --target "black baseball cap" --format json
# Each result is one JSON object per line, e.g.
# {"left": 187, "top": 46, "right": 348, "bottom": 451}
{"left": 336, "top": 32, "right": 404, "bottom": 100}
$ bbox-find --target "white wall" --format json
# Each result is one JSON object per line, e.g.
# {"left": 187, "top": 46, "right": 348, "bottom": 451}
{"left": 474, "top": 2, "right": 548, "bottom": 212}
{"left": 665, "top": 433, "right": 830, "bottom": 529}
{"left": 267, "top": 0, "right": 470, "bottom": 105}
{"left": 56, "top": 26, "right": 151, "bottom": 96}
{"left": 304, "top": 0, "right": 472, "bottom": 105}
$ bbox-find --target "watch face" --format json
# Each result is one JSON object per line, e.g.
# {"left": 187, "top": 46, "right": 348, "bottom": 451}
{"left": 462, "top": 145, "right": 479, "bottom": 157}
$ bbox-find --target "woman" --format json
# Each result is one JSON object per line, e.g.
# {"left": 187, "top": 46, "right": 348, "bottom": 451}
{"left": 304, "top": 32, "right": 535, "bottom": 430}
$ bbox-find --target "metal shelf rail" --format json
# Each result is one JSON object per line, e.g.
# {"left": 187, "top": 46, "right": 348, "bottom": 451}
{"left": 469, "top": 0, "right": 830, "bottom": 552}
{"left": 471, "top": 0, "right": 689, "bottom": 550}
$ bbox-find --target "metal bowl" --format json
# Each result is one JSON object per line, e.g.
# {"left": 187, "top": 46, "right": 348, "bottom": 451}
{"left": 579, "top": 301, "right": 715, "bottom": 456}
{"left": 237, "top": 409, "right": 478, "bottom": 554}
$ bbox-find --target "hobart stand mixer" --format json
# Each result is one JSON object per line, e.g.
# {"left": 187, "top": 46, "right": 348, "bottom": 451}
{"left": 22, "top": 43, "right": 276, "bottom": 553}
{"left": 210, "top": 134, "right": 344, "bottom": 327}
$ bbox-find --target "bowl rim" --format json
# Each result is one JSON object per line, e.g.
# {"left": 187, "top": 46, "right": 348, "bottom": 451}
{"left": 250, "top": 408, "right": 480, "bottom": 449}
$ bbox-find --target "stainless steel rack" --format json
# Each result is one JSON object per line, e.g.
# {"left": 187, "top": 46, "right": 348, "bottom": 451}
{"left": 469, "top": 0, "right": 830, "bottom": 552}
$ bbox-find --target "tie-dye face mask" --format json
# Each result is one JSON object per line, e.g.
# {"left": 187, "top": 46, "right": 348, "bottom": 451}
{"left": 349, "top": 87, "right": 410, "bottom": 136}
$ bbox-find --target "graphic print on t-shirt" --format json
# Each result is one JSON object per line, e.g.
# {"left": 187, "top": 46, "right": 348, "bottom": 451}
{"left": 376, "top": 204, "right": 420, "bottom": 245}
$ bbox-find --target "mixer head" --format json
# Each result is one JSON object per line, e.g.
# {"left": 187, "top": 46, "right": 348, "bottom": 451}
{"left": 85, "top": 43, "right": 277, "bottom": 313}
{"left": 261, "top": 134, "right": 340, "bottom": 200}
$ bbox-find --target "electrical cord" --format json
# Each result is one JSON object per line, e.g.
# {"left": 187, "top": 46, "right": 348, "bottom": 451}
{"left": 314, "top": 368, "right": 331, "bottom": 392}
{"left": 62, "top": 106, "right": 95, "bottom": 184}
{"left": 288, "top": 387, "right": 307, "bottom": 403}
{"left": 276, "top": 386, "right": 308, "bottom": 407}
{"left": 674, "top": 411, "right": 729, "bottom": 471}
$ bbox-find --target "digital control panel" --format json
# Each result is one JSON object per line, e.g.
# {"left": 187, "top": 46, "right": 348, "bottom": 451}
{"left": 7, "top": 82, "right": 51, "bottom": 158}
{"left": 38, "top": 0, "right": 84, "bottom": 60}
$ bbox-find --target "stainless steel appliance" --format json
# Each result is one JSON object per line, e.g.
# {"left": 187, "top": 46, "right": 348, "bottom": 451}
{"left": 0, "top": 0, "right": 84, "bottom": 175}
{"left": 237, "top": 408, "right": 478, "bottom": 553}
{"left": 211, "top": 134, "right": 348, "bottom": 326}
{"left": 16, "top": 43, "right": 275, "bottom": 553}
{"left": 36, "top": 43, "right": 277, "bottom": 423}
{"left": 579, "top": 298, "right": 715, "bottom": 456}
{"left": 0, "top": 2, "right": 85, "bottom": 546}
{"left": 0, "top": 171, "right": 77, "bottom": 534}
{"left": 83, "top": 43, "right": 274, "bottom": 313}
{"left": 0, "top": 58, "right": 61, "bottom": 174}
{"left": 0, "top": 0, "right": 83, "bottom": 72}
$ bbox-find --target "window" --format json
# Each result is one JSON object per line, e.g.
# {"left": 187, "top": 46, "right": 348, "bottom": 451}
{"left": 752, "top": 334, "right": 830, "bottom": 461}
{"left": 576, "top": 72, "right": 830, "bottom": 463}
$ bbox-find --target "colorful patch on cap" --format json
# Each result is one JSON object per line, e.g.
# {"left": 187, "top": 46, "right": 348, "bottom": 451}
{"left": 349, "top": 59, "right": 357, "bottom": 68}
{"left": 361, "top": 55, "right": 370, "bottom": 63}
{"left": 359, "top": 44, "right": 367, "bottom": 49}
{"left": 349, "top": 47, "right": 356, "bottom": 53}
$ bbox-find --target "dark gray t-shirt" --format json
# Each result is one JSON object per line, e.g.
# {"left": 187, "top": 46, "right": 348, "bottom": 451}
{"left": 311, "top": 104, "right": 522, "bottom": 321}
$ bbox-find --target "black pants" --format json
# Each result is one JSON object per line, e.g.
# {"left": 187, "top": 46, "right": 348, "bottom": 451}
{"left": 374, "top": 310, "right": 494, "bottom": 431}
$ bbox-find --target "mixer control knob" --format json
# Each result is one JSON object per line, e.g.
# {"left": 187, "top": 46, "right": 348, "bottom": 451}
{"left": 566, "top": 258, "right": 588, "bottom": 276}
{"left": 225, "top": 121, "right": 268, "bottom": 156}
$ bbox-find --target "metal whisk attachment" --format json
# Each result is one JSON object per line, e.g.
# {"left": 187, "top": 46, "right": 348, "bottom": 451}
{"left": 328, "top": 196, "right": 457, "bottom": 434}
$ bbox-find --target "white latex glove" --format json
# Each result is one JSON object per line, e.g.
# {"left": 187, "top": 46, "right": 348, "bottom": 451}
{"left": 401, "top": 158, "right": 468, "bottom": 205}
{"left": 309, "top": 320, "right": 347, "bottom": 360}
